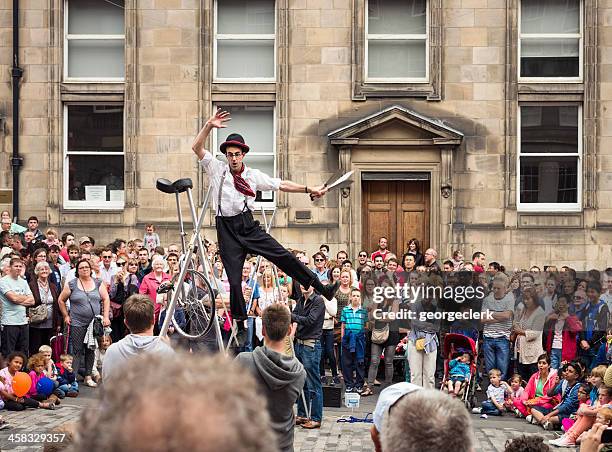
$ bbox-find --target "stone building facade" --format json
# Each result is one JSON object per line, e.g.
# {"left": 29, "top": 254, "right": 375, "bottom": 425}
{"left": 0, "top": 0, "right": 611, "bottom": 269}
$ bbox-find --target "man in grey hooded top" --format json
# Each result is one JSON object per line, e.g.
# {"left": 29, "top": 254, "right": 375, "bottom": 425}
{"left": 103, "top": 294, "right": 174, "bottom": 384}
{"left": 236, "top": 303, "right": 306, "bottom": 452}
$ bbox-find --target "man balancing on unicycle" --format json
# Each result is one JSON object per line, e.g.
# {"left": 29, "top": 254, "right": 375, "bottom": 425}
{"left": 191, "top": 108, "right": 339, "bottom": 326}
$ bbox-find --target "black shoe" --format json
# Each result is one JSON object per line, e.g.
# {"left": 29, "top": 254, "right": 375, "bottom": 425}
{"left": 319, "top": 281, "right": 339, "bottom": 300}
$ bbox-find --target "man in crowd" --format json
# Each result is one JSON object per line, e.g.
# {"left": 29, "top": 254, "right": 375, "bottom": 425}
{"left": 102, "top": 294, "right": 174, "bottom": 384}
{"left": 0, "top": 219, "right": 11, "bottom": 234}
{"left": 98, "top": 247, "right": 118, "bottom": 288}
{"left": 59, "top": 244, "right": 80, "bottom": 282}
{"left": 370, "top": 237, "right": 390, "bottom": 262}
{"left": 26, "top": 216, "right": 45, "bottom": 242}
{"left": 373, "top": 255, "right": 386, "bottom": 280}
{"left": 481, "top": 274, "right": 514, "bottom": 380}
{"left": 78, "top": 236, "right": 93, "bottom": 254}
{"left": 472, "top": 251, "right": 486, "bottom": 273}
{"left": 319, "top": 244, "right": 330, "bottom": 259}
{"left": 292, "top": 284, "right": 326, "bottom": 429}
{"left": 76, "top": 354, "right": 278, "bottom": 452}
{"left": 136, "top": 248, "right": 151, "bottom": 283}
{"left": 336, "top": 250, "right": 348, "bottom": 264}
{"left": 59, "top": 232, "right": 75, "bottom": 264}
{"left": 236, "top": 304, "right": 306, "bottom": 452}
{"left": 371, "top": 383, "right": 474, "bottom": 452}
{"left": 423, "top": 248, "right": 441, "bottom": 272}
{"left": 311, "top": 252, "right": 328, "bottom": 283}
{"left": 0, "top": 257, "right": 34, "bottom": 356}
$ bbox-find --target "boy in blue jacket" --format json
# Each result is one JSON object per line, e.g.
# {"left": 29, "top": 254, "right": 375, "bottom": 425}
{"left": 447, "top": 352, "right": 471, "bottom": 396}
{"left": 55, "top": 354, "right": 79, "bottom": 398}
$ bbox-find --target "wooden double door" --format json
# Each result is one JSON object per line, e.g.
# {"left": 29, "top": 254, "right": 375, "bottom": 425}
{"left": 362, "top": 179, "right": 430, "bottom": 258}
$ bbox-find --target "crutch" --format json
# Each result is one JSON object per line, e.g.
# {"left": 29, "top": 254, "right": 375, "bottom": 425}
{"left": 260, "top": 207, "right": 311, "bottom": 421}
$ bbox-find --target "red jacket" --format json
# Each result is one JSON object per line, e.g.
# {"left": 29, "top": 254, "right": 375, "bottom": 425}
{"left": 543, "top": 314, "right": 582, "bottom": 362}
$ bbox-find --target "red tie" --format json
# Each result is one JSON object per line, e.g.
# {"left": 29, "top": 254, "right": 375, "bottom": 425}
{"left": 231, "top": 165, "right": 256, "bottom": 198}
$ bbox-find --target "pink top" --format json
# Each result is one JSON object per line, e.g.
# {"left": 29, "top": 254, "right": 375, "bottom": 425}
{"left": 27, "top": 371, "right": 44, "bottom": 397}
{"left": 509, "top": 386, "right": 525, "bottom": 400}
{"left": 0, "top": 367, "right": 14, "bottom": 399}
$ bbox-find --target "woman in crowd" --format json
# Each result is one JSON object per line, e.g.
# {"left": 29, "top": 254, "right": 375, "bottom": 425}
{"left": 404, "top": 238, "right": 424, "bottom": 267}
{"left": 58, "top": 258, "right": 110, "bottom": 388}
{"left": 529, "top": 361, "right": 582, "bottom": 430}
{"left": 514, "top": 353, "right": 558, "bottom": 418}
{"left": 139, "top": 255, "right": 170, "bottom": 330}
{"left": 257, "top": 270, "right": 278, "bottom": 314}
{"left": 543, "top": 295, "right": 581, "bottom": 369}
{"left": 407, "top": 275, "right": 441, "bottom": 389}
{"left": 109, "top": 256, "right": 139, "bottom": 341}
{"left": 363, "top": 276, "right": 399, "bottom": 396}
{"left": 513, "top": 288, "right": 546, "bottom": 381}
{"left": 28, "top": 261, "right": 61, "bottom": 356}
{"left": 328, "top": 265, "right": 342, "bottom": 286}
{"left": 319, "top": 285, "right": 339, "bottom": 386}
{"left": 542, "top": 275, "right": 558, "bottom": 315}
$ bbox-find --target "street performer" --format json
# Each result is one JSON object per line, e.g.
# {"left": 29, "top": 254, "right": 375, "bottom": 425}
{"left": 191, "top": 108, "right": 339, "bottom": 324}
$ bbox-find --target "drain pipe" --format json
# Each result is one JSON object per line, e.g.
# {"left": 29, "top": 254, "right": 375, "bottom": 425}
{"left": 11, "top": 0, "right": 23, "bottom": 220}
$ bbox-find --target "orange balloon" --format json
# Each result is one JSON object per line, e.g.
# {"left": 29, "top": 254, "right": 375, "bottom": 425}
{"left": 12, "top": 371, "right": 31, "bottom": 397}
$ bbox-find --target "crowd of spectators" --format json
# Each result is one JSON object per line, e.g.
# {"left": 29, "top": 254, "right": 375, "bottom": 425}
{"left": 0, "top": 215, "right": 611, "bottom": 451}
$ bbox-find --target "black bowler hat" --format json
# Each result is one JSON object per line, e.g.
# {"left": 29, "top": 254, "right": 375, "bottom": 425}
{"left": 220, "top": 133, "right": 250, "bottom": 155}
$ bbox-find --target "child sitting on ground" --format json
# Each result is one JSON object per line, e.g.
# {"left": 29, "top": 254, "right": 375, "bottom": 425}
{"left": 91, "top": 335, "right": 112, "bottom": 384}
{"left": 27, "top": 353, "right": 60, "bottom": 406}
{"left": 502, "top": 374, "right": 525, "bottom": 414}
{"left": 472, "top": 369, "right": 507, "bottom": 416}
{"left": 39, "top": 345, "right": 59, "bottom": 386}
{"left": 446, "top": 352, "right": 472, "bottom": 396}
{"left": 561, "top": 383, "right": 591, "bottom": 432}
{"left": 0, "top": 352, "right": 54, "bottom": 410}
{"left": 549, "top": 384, "right": 612, "bottom": 447}
{"left": 56, "top": 354, "right": 78, "bottom": 398}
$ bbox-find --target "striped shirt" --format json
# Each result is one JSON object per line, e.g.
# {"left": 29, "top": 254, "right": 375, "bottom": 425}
{"left": 482, "top": 292, "right": 515, "bottom": 339}
{"left": 341, "top": 306, "right": 367, "bottom": 332}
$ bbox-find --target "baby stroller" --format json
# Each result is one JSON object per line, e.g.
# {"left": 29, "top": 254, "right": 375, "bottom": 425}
{"left": 440, "top": 332, "right": 479, "bottom": 409}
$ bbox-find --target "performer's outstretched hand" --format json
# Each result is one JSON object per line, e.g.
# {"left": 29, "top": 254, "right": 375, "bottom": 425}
{"left": 207, "top": 108, "right": 231, "bottom": 128}
{"left": 309, "top": 185, "right": 329, "bottom": 199}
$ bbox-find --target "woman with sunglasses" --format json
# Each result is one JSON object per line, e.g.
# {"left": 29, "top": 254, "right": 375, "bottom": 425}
{"left": 109, "top": 256, "right": 139, "bottom": 341}
{"left": 58, "top": 258, "right": 110, "bottom": 388}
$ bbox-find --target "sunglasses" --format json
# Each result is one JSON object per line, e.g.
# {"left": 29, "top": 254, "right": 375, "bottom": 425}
{"left": 315, "top": 258, "right": 325, "bottom": 262}
{"left": 116, "top": 262, "right": 126, "bottom": 266}
{"left": 102, "top": 256, "right": 112, "bottom": 259}
{"left": 359, "top": 254, "right": 367, "bottom": 257}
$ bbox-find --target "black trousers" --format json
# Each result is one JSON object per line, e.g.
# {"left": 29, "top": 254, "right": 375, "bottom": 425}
{"left": 1, "top": 324, "right": 29, "bottom": 357}
{"left": 29, "top": 326, "right": 53, "bottom": 356}
{"left": 216, "top": 211, "right": 316, "bottom": 321}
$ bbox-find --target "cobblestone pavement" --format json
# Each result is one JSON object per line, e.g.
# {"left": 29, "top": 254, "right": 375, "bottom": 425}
{"left": 0, "top": 386, "right": 576, "bottom": 452}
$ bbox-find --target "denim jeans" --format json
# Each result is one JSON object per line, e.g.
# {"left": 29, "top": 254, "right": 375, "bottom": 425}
{"left": 295, "top": 340, "right": 323, "bottom": 423}
{"left": 243, "top": 317, "right": 255, "bottom": 352}
{"left": 481, "top": 400, "right": 502, "bottom": 415}
{"left": 483, "top": 336, "right": 510, "bottom": 380}
{"left": 550, "top": 348, "right": 562, "bottom": 369}
{"left": 319, "top": 329, "right": 338, "bottom": 377}
{"left": 56, "top": 382, "right": 79, "bottom": 396}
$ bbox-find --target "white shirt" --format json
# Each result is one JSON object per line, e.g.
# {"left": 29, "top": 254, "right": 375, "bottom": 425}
{"left": 199, "top": 153, "right": 281, "bottom": 217}
{"left": 98, "top": 262, "right": 118, "bottom": 286}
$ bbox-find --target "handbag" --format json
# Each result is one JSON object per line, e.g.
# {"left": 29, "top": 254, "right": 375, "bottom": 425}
{"left": 371, "top": 324, "right": 389, "bottom": 344}
{"left": 415, "top": 337, "right": 426, "bottom": 351}
{"left": 28, "top": 304, "right": 48, "bottom": 324}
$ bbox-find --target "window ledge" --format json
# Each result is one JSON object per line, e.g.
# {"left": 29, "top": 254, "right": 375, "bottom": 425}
{"left": 354, "top": 82, "right": 438, "bottom": 100}
{"left": 61, "top": 83, "right": 125, "bottom": 96}
{"left": 518, "top": 83, "right": 584, "bottom": 94}
{"left": 518, "top": 212, "right": 583, "bottom": 228}
{"left": 211, "top": 83, "right": 276, "bottom": 94}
